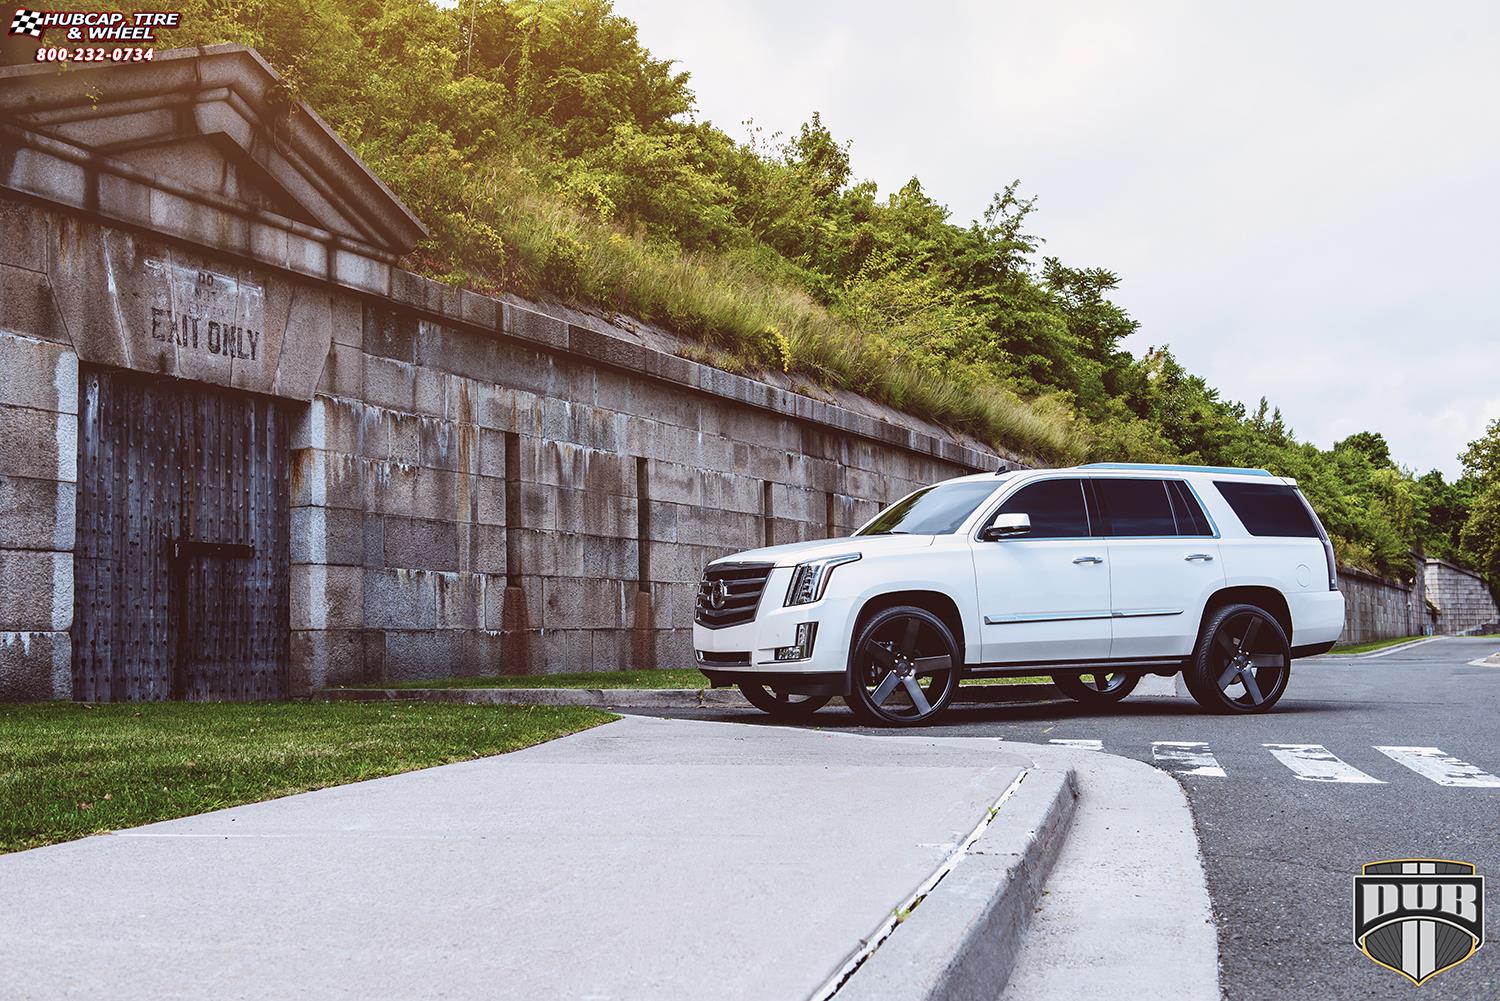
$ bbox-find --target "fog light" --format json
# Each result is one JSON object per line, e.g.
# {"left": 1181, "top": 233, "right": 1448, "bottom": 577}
{"left": 775, "top": 622, "right": 818, "bottom": 661}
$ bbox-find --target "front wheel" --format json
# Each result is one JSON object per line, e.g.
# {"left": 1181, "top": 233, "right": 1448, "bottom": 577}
{"left": 1052, "top": 671, "right": 1140, "bottom": 704}
{"left": 846, "top": 606, "right": 961, "bottom": 726}
{"left": 738, "top": 683, "right": 831, "bottom": 720}
{"left": 1183, "top": 603, "right": 1291, "bottom": 714}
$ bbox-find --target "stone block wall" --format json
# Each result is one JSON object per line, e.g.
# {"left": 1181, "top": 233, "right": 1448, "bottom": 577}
{"left": 285, "top": 296, "right": 983, "bottom": 692}
{"left": 0, "top": 205, "right": 78, "bottom": 699}
{"left": 0, "top": 191, "right": 1004, "bottom": 700}
{"left": 1424, "top": 559, "right": 1500, "bottom": 635}
{"left": 1335, "top": 565, "right": 1431, "bottom": 645}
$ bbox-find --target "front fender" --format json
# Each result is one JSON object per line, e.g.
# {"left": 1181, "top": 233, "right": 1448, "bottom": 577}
{"left": 830, "top": 554, "right": 979, "bottom": 668}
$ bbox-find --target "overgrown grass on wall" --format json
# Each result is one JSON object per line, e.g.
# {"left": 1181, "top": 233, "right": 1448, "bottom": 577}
{"left": 444, "top": 164, "right": 1083, "bottom": 464}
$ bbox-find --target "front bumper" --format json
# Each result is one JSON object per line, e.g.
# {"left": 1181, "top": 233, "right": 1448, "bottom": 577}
{"left": 692, "top": 567, "right": 854, "bottom": 675}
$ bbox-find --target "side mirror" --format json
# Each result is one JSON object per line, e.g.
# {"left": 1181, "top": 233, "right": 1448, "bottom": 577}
{"left": 980, "top": 512, "right": 1031, "bottom": 541}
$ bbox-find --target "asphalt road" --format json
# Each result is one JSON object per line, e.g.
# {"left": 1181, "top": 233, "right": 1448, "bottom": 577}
{"left": 658, "top": 636, "right": 1500, "bottom": 1000}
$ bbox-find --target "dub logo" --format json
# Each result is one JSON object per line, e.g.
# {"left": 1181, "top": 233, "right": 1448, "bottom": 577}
{"left": 1353, "top": 859, "right": 1484, "bottom": 985}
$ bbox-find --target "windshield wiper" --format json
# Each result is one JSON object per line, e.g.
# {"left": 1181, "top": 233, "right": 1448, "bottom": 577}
{"left": 860, "top": 530, "right": 910, "bottom": 536}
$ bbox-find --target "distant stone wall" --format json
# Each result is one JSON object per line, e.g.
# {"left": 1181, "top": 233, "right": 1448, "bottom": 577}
{"left": 1424, "top": 559, "right": 1500, "bottom": 635}
{"left": 1335, "top": 564, "right": 1431, "bottom": 646}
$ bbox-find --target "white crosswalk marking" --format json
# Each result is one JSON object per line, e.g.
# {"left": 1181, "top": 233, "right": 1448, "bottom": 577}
{"left": 1049, "top": 739, "right": 1103, "bottom": 751}
{"left": 1264, "top": 744, "right": 1384, "bottom": 783}
{"left": 1373, "top": 746, "right": 1500, "bottom": 787}
{"left": 1152, "top": 741, "right": 1226, "bottom": 777}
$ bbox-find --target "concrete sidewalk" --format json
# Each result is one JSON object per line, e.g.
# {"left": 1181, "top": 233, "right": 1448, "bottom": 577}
{"left": 2, "top": 715, "right": 1041, "bottom": 1001}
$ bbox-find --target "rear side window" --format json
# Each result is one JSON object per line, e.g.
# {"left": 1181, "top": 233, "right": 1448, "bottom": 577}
{"left": 1213, "top": 481, "right": 1319, "bottom": 537}
{"left": 1094, "top": 478, "right": 1176, "bottom": 537}
{"left": 993, "top": 478, "right": 1091, "bottom": 537}
{"left": 1166, "top": 480, "right": 1214, "bottom": 536}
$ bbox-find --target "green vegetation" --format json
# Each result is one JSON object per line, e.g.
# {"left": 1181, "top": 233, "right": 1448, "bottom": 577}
{"left": 0, "top": 701, "right": 612, "bottom": 853}
{"left": 12, "top": 0, "right": 1496, "bottom": 582}
{"left": 1329, "top": 636, "right": 1429, "bottom": 655}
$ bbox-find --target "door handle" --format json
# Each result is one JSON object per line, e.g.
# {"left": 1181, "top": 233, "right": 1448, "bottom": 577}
{"left": 1072, "top": 556, "right": 1104, "bottom": 564}
{"left": 1185, "top": 553, "right": 1214, "bottom": 562}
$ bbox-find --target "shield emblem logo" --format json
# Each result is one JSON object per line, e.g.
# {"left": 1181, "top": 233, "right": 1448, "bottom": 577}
{"left": 1353, "top": 859, "right": 1484, "bottom": 985}
{"left": 709, "top": 579, "right": 729, "bottom": 610}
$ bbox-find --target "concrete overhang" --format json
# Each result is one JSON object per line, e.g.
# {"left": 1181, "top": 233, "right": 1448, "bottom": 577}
{"left": 0, "top": 44, "right": 427, "bottom": 260}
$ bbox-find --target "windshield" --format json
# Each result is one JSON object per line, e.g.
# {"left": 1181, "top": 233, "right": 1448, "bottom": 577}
{"left": 856, "top": 480, "right": 1003, "bottom": 536}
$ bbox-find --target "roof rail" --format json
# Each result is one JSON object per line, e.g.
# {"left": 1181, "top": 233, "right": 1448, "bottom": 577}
{"left": 1080, "top": 462, "right": 1275, "bottom": 477}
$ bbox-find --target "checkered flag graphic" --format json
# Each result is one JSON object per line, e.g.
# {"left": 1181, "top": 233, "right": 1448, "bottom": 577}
{"left": 9, "top": 7, "right": 44, "bottom": 36}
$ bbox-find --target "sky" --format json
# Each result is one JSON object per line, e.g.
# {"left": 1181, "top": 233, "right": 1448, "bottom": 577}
{"left": 610, "top": 0, "right": 1499, "bottom": 477}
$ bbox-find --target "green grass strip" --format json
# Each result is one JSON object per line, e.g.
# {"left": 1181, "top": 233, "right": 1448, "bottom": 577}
{"left": 368, "top": 669, "right": 712, "bottom": 690}
{"left": 1328, "top": 635, "right": 1428, "bottom": 655}
{"left": 356, "top": 669, "right": 1054, "bottom": 691}
{"left": 0, "top": 701, "right": 612, "bottom": 855}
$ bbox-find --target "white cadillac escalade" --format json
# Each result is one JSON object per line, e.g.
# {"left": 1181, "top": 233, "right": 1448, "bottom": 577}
{"left": 692, "top": 463, "right": 1345, "bottom": 725}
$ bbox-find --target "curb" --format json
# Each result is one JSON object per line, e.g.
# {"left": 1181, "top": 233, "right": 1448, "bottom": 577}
{"left": 955, "top": 682, "right": 1064, "bottom": 704}
{"left": 1318, "top": 635, "right": 1442, "bottom": 660}
{"left": 830, "top": 766, "right": 1080, "bottom": 1001}
{"left": 320, "top": 683, "right": 1066, "bottom": 710}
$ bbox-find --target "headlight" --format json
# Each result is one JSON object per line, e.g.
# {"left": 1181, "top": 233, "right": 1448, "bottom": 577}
{"left": 784, "top": 553, "right": 861, "bottom": 606}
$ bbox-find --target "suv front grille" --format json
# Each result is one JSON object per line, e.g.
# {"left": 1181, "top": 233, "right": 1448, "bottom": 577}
{"left": 694, "top": 562, "right": 774, "bottom": 629}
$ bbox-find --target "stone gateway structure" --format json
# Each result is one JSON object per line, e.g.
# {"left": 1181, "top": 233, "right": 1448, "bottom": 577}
{"left": 0, "top": 46, "right": 1005, "bottom": 700}
{"left": 1424, "top": 559, "right": 1500, "bottom": 635}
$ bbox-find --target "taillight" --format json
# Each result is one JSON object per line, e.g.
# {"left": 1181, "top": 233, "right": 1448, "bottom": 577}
{"left": 1295, "top": 488, "right": 1339, "bottom": 590}
{"left": 1321, "top": 535, "right": 1338, "bottom": 591}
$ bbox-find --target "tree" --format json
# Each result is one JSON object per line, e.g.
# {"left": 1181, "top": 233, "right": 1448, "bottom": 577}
{"left": 1457, "top": 419, "right": 1500, "bottom": 581}
{"left": 1336, "top": 431, "right": 1393, "bottom": 468}
{"left": 1459, "top": 484, "right": 1500, "bottom": 583}
{"left": 1460, "top": 418, "right": 1500, "bottom": 485}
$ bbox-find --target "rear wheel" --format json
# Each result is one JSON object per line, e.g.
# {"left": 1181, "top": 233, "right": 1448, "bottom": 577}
{"left": 1184, "top": 603, "right": 1291, "bottom": 714}
{"left": 1052, "top": 671, "right": 1140, "bottom": 704}
{"left": 738, "top": 683, "right": 831, "bottom": 720}
{"left": 846, "top": 606, "right": 961, "bottom": 726}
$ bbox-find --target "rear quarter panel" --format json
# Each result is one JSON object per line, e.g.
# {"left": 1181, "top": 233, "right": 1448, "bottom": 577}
{"left": 1196, "top": 480, "right": 1344, "bottom": 645}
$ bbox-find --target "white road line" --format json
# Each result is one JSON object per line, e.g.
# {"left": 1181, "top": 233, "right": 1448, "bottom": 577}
{"left": 1374, "top": 746, "right": 1500, "bottom": 787}
{"left": 1049, "top": 739, "right": 1103, "bottom": 751}
{"left": 1263, "top": 744, "right": 1384, "bottom": 784}
{"left": 1152, "top": 741, "right": 1226, "bottom": 777}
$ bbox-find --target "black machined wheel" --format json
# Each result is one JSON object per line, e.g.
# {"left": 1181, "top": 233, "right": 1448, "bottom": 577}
{"left": 1184, "top": 603, "right": 1292, "bottom": 714}
{"left": 846, "top": 606, "right": 961, "bottom": 726}
{"left": 1052, "top": 670, "right": 1141, "bottom": 704}
{"left": 738, "top": 683, "right": 831, "bottom": 719}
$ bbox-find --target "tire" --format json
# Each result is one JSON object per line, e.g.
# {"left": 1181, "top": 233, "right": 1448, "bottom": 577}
{"left": 846, "top": 606, "right": 962, "bottom": 726}
{"left": 1052, "top": 670, "right": 1140, "bottom": 704}
{"left": 738, "top": 683, "right": 831, "bottom": 720}
{"left": 1184, "top": 602, "right": 1291, "bottom": 714}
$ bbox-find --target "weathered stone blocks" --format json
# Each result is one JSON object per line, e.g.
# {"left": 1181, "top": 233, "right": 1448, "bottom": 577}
{"left": 0, "top": 631, "right": 70, "bottom": 700}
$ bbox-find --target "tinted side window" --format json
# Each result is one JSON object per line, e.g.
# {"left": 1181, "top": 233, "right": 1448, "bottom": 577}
{"left": 993, "top": 478, "right": 1090, "bottom": 538}
{"left": 1213, "top": 481, "right": 1318, "bottom": 537}
{"left": 1167, "top": 480, "right": 1214, "bottom": 536}
{"left": 1095, "top": 478, "right": 1176, "bottom": 537}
